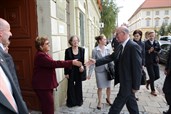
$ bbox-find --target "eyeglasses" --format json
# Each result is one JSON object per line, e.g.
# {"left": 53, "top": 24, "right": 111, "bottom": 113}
{"left": 44, "top": 42, "right": 49, "bottom": 45}
{"left": 72, "top": 40, "right": 79, "bottom": 42}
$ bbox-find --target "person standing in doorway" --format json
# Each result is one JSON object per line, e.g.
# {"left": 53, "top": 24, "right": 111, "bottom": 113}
{"left": 0, "top": 18, "right": 29, "bottom": 114}
{"left": 32, "top": 36, "right": 82, "bottom": 114}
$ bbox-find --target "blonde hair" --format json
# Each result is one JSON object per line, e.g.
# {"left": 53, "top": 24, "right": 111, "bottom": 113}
{"left": 35, "top": 36, "right": 48, "bottom": 50}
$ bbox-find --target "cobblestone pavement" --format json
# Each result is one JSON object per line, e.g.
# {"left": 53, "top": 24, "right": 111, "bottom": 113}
{"left": 30, "top": 64, "right": 168, "bottom": 114}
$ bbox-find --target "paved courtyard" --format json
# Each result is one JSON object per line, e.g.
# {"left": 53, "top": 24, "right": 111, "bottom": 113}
{"left": 31, "top": 64, "right": 169, "bottom": 114}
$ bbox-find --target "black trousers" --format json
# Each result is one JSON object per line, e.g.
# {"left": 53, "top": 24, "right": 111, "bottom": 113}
{"left": 67, "top": 72, "right": 83, "bottom": 107}
{"left": 146, "top": 64, "right": 160, "bottom": 91}
{"left": 163, "top": 76, "right": 171, "bottom": 113}
{"left": 108, "top": 85, "right": 139, "bottom": 114}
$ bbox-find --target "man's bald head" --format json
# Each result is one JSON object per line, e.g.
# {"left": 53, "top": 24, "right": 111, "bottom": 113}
{"left": 117, "top": 26, "right": 129, "bottom": 35}
{"left": 0, "top": 18, "right": 12, "bottom": 44}
{"left": 116, "top": 26, "right": 129, "bottom": 43}
{"left": 0, "top": 18, "right": 10, "bottom": 30}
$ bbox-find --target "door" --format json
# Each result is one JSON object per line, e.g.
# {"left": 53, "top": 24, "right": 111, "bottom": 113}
{"left": 0, "top": 0, "right": 40, "bottom": 110}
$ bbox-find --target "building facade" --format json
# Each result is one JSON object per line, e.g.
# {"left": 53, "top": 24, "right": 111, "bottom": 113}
{"left": 128, "top": 0, "right": 171, "bottom": 39}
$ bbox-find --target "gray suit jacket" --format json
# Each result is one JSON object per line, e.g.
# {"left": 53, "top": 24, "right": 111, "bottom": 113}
{"left": 0, "top": 50, "right": 29, "bottom": 114}
{"left": 96, "top": 40, "right": 142, "bottom": 92}
{"left": 88, "top": 46, "right": 111, "bottom": 76}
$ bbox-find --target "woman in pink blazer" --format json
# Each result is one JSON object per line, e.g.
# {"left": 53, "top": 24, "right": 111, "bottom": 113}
{"left": 32, "top": 36, "right": 81, "bottom": 114}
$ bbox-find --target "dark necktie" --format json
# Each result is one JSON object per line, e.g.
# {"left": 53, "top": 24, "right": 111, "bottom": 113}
{"left": 119, "top": 45, "right": 123, "bottom": 60}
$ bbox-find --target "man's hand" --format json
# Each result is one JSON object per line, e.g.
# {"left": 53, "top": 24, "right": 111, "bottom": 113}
{"left": 65, "top": 75, "right": 69, "bottom": 79}
{"left": 87, "top": 75, "right": 91, "bottom": 80}
{"left": 72, "top": 59, "right": 82, "bottom": 67}
{"left": 132, "top": 89, "right": 138, "bottom": 93}
{"left": 85, "top": 58, "right": 96, "bottom": 67}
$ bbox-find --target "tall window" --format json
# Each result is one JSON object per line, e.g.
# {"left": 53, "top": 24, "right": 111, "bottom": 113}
{"left": 146, "top": 11, "right": 150, "bottom": 16}
{"left": 155, "top": 19, "right": 159, "bottom": 26}
{"left": 146, "top": 19, "right": 150, "bottom": 26}
{"left": 165, "top": 10, "right": 169, "bottom": 15}
{"left": 79, "top": 12, "right": 85, "bottom": 46}
{"left": 155, "top": 11, "right": 159, "bottom": 15}
{"left": 164, "top": 18, "right": 169, "bottom": 25}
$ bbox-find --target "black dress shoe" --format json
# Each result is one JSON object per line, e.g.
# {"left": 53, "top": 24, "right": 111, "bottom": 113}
{"left": 136, "top": 97, "right": 139, "bottom": 101}
{"left": 106, "top": 98, "right": 112, "bottom": 106}
{"left": 163, "top": 111, "right": 167, "bottom": 114}
{"left": 97, "top": 106, "right": 101, "bottom": 110}
{"left": 77, "top": 102, "right": 83, "bottom": 106}
{"left": 163, "top": 110, "right": 171, "bottom": 114}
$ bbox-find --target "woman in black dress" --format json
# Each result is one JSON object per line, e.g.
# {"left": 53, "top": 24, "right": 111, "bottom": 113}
{"left": 64, "top": 35, "right": 85, "bottom": 107}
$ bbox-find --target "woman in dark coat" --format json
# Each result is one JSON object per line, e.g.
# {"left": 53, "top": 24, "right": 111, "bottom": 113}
{"left": 133, "top": 29, "right": 145, "bottom": 100}
{"left": 32, "top": 36, "right": 81, "bottom": 114}
{"left": 64, "top": 35, "right": 85, "bottom": 107}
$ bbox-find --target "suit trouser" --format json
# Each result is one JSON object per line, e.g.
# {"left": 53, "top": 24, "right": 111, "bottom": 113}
{"left": 146, "top": 64, "right": 159, "bottom": 91}
{"left": 108, "top": 88, "right": 139, "bottom": 114}
{"left": 163, "top": 76, "right": 171, "bottom": 113}
{"left": 35, "top": 89, "right": 54, "bottom": 114}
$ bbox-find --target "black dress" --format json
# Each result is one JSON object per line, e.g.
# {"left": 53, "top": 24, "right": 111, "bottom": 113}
{"left": 64, "top": 47, "right": 84, "bottom": 107}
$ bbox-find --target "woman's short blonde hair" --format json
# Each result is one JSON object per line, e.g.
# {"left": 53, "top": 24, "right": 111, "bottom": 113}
{"left": 35, "top": 36, "right": 48, "bottom": 50}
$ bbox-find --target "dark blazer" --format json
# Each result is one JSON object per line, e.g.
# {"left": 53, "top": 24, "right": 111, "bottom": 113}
{"left": 133, "top": 40, "right": 145, "bottom": 66}
{"left": 145, "top": 40, "right": 161, "bottom": 66}
{"left": 32, "top": 51, "right": 73, "bottom": 89}
{"left": 0, "top": 52, "right": 29, "bottom": 114}
{"left": 0, "top": 48, "right": 21, "bottom": 93}
{"left": 163, "top": 46, "right": 171, "bottom": 94}
{"left": 96, "top": 39, "right": 142, "bottom": 90}
{"left": 64, "top": 47, "right": 84, "bottom": 75}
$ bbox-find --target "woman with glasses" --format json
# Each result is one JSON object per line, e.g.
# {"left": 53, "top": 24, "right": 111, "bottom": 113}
{"left": 64, "top": 35, "right": 85, "bottom": 107}
{"left": 32, "top": 36, "right": 82, "bottom": 114}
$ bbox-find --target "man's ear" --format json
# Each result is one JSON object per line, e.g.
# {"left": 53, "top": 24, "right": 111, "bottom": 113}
{"left": 0, "top": 31, "right": 2, "bottom": 37}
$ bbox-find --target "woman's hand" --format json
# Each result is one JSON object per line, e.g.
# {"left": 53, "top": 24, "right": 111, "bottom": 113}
{"left": 65, "top": 75, "right": 69, "bottom": 79}
{"left": 72, "top": 59, "right": 82, "bottom": 67}
{"left": 87, "top": 75, "right": 91, "bottom": 80}
{"left": 79, "top": 66, "right": 84, "bottom": 72}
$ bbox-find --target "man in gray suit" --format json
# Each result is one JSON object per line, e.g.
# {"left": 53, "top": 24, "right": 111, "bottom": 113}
{"left": 86, "top": 26, "right": 142, "bottom": 114}
{"left": 0, "top": 18, "right": 29, "bottom": 114}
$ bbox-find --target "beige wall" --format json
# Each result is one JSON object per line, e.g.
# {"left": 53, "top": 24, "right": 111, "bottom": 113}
{"left": 36, "top": 0, "right": 101, "bottom": 110}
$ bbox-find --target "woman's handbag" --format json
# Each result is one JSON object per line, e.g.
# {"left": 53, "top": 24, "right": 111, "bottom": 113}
{"left": 105, "top": 62, "right": 115, "bottom": 80}
{"left": 141, "top": 69, "right": 146, "bottom": 85}
{"left": 81, "top": 66, "right": 86, "bottom": 81}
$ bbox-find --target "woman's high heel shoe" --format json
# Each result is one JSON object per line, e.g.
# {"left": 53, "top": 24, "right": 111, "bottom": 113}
{"left": 106, "top": 98, "right": 112, "bottom": 106}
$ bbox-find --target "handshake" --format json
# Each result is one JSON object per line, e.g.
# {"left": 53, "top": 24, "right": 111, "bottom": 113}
{"left": 72, "top": 58, "right": 96, "bottom": 68}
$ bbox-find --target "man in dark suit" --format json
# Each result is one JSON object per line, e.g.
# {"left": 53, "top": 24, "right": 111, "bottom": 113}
{"left": 163, "top": 46, "right": 171, "bottom": 114}
{"left": 0, "top": 18, "right": 29, "bottom": 114}
{"left": 86, "top": 26, "right": 142, "bottom": 114}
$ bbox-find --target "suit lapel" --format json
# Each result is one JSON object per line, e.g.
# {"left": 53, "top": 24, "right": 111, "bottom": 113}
{"left": 0, "top": 91, "right": 17, "bottom": 113}
{"left": 0, "top": 54, "right": 17, "bottom": 113}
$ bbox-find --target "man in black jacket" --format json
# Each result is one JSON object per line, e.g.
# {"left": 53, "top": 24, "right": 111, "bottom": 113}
{"left": 0, "top": 18, "right": 29, "bottom": 114}
{"left": 163, "top": 46, "right": 171, "bottom": 114}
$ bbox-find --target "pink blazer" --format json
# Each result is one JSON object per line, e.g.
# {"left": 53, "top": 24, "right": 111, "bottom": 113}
{"left": 32, "top": 51, "right": 72, "bottom": 89}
